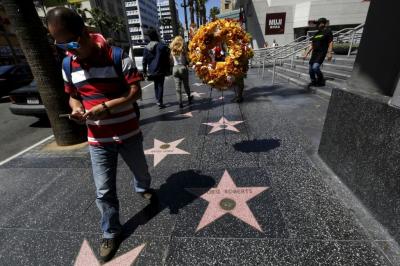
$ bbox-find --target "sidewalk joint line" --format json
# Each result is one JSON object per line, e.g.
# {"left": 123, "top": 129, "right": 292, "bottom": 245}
{"left": 0, "top": 135, "right": 54, "bottom": 166}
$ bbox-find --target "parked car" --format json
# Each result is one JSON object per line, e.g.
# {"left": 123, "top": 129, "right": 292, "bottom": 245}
{"left": 9, "top": 80, "right": 47, "bottom": 118}
{"left": 0, "top": 64, "right": 33, "bottom": 97}
{"left": 129, "top": 45, "right": 145, "bottom": 71}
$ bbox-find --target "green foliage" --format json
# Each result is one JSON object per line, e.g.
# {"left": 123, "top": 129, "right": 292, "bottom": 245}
{"left": 209, "top": 6, "right": 220, "bottom": 21}
{"left": 79, "top": 7, "right": 124, "bottom": 33}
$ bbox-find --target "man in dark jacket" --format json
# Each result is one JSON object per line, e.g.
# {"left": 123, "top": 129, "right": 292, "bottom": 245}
{"left": 304, "top": 18, "right": 334, "bottom": 87}
{"left": 142, "top": 28, "right": 170, "bottom": 108}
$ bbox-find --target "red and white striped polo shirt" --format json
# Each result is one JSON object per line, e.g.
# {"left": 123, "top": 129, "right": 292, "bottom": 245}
{"left": 62, "top": 33, "right": 141, "bottom": 145}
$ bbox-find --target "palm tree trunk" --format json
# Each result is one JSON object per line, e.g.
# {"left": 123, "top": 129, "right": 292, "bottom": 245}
{"left": 202, "top": 2, "right": 207, "bottom": 25}
{"left": 181, "top": 0, "right": 189, "bottom": 31}
{"left": 2, "top": 0, "right": 86, "bottom": 146}
{"left": 168, "top": 0, "right": 179, "bottom": 37}
{"left": 188, "top": 0, "right": 195, "bottom": 25}
{"left": 195, "top": 0, "right": 200, "bottom": 27}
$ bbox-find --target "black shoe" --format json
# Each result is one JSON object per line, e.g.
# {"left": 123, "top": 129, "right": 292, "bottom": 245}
{"left": 139, "top": 189, "right": 155, "bottom": 200}
{"left": 99, "top": 237, "right": 121, "bottom": 262}
{"left": 316, "top": 79, "right": 326, "bottom": 87}
{"left": 157, "top": 103, "right": 166, "bottom": 109}
{"left": 179, "top": 103, "right": 184, "bottom": 108}
{"left": 308, "top": 80, "right": 317, "bottom": 87}
{"left": 188, "top": 95, "right": 193, "bottom": 105}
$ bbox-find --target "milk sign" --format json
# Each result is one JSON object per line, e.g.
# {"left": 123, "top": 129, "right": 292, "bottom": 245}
{"left": 265, "top": 13, "right": 286, "bottom": 35}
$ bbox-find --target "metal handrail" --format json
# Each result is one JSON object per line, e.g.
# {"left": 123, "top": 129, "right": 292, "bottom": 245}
{"left": 262, "top": 23, "right": 365, "bottom": 83}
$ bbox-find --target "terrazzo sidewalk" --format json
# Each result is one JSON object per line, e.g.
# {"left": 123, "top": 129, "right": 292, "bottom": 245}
{"left": 0, "top": 69, "right": 398, "bottom": 265}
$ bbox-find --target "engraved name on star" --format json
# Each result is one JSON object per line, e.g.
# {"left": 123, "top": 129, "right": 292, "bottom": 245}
{"left": 74, "top": 239, "right": 145, "bottom": 266}
{"left": 203, "top": 116, "right": 244, "bottom": 134}
{"left": 144, "top": 138, "right": 190, "bottom": 167}
{"left": 167, "top": 111, "right": 193, "bottom": 118}
{"left": 187, "top": 170, "right": 268, "bottom": 231}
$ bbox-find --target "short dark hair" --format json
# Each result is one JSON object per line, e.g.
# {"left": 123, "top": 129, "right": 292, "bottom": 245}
{"left": 146, "top": 28, "right": 159, "bottom": 42}
{"left": 47, "top": 7, "right": 84, "bottom": 36}
{"left": 317, "top": 17, "right": 328, "bottom": 25}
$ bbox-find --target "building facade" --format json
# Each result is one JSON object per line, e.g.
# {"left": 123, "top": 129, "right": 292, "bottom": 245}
{"left": 220, "top": 0, "right": 237, "bottom": 13}
{"left": 225, "top": 0, "right": 371, "bottom": 49}
{"left": 157, "top": 0, "right": 178, "bottom": 43}
{"left": 124, "top": 0, "right": 158, "bottom": 45}
{"left": 0, "top": 2, "right": 25, "bottom": 64}
{"left": 90, "top": 0, "right": 130, "bottom": 49}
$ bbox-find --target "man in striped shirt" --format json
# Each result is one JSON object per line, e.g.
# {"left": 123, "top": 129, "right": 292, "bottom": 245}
{"left": 47, "top": 7, "right": 152, "bottom": 262}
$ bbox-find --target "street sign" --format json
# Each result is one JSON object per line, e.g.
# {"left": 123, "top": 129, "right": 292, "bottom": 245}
{"left": 265, "top": 12, "right": 286, "bottom": 35}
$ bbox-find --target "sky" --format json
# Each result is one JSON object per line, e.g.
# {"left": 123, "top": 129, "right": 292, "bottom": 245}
{"left": 176, "top": 0, "right": 220, "bottom": 29}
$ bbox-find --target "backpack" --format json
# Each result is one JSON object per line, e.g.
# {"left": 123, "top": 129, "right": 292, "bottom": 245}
{"left": 144, "top": 42, "right": 173, "bottom": 79}
{"left": 62, "top": 46, "right": 141, "bottom": 119}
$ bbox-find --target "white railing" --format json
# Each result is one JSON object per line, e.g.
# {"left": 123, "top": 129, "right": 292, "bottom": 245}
{"left": 252, "top": 24, "right": 364, "bottom": 83}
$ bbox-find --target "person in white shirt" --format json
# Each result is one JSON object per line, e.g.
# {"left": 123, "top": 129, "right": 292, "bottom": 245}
{"left": 170, "top": 36, "right": 193, "bottom": 108}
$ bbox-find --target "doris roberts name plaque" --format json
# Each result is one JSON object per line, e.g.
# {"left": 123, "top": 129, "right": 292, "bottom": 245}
{"left": 187, "top": 170, "right": 269, "bottom": 232}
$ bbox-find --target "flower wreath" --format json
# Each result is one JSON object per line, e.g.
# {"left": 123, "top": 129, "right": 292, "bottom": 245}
{"left": 188, "top": 19, "right": 254, "bottom": 90}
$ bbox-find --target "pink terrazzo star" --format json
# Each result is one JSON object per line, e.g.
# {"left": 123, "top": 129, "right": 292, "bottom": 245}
{"left": 187, "top": 170, "right": 268, "bottom": 231}
{"left": 74, "top": 239, "right": 145, "bottom": 266}
{"left": 181, "top": 111, "right": 193, "bottom": 117}
{"left": 144, "top": 138, "right": 190, "bottom": 166}
{"left": 203, "top": 116, "right": 244, "bottom": 134}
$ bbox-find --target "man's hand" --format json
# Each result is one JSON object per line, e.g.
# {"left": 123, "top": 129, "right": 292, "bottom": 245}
{"left": 82, "top": 104, "right": 108, "bottom": 120}
{"left": 68, "top": 107, "right": 85, "bottom": 123}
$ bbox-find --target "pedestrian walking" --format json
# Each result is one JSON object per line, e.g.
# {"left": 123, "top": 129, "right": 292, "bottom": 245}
{"left": 272, "top": 39, "right": 279, "bottom": 47}
{"left": 231, "top": 76, "right": 245, "bottom": 103}
{"left": 47, "top": 7, "right": 153, "bottom": 262}
{"left": 169, "top": 36, "right": 193, "bottom": 108}
{"left": 142, "top": 28, "right": 170, "bottom": 109}
{"left": 303, "top": 17, "right": 334, "bottom": 87}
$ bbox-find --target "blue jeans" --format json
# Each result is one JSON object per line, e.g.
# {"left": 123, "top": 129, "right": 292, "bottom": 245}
{"left": 89, "top": 133, "right": 151, "bottom": 239}
{"left": 309, "top": 62, "right": 324, "bottom": 83}
{"left": 153, "top": 76, "right": 165, "bottom": 104}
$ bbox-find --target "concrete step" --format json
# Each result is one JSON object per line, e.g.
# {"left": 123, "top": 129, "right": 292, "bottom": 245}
{"left": 292, "top": 55, "right": 356, "bottom": 66}
{"left": 281, "top": 63, "right": 351, "bottom": 80}
{"left": 275, "top": 65, "right": 349, "bottom": 87}
{"left": 285, "top": 59, "right": 354, "bottom": 72}
{"left": 267, "top": 69, "right": 334, "bottom": 98}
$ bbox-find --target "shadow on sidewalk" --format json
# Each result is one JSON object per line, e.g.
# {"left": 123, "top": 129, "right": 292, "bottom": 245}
{"left": 233, "top": 138, "right": 281, "bottom": 153}
{"left": 243, "top": 85, "right": 309, "bottom": 102}
{"left": 29, "top": 117, "right": 51, "bottom": 128}
{"left": 138, "top": 96, "right": 222, "bottom": 126}
{"left": 121, "top": 170, "right": 215, "bottom": 240}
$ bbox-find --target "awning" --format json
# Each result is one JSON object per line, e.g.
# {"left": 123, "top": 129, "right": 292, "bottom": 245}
{"left": 217, "top": 9, "right": 241, "bottom": 20}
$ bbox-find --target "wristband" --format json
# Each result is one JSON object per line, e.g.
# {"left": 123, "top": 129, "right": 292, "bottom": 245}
{"left": 101, "top": 102, "right": 111, "bottom": 115}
